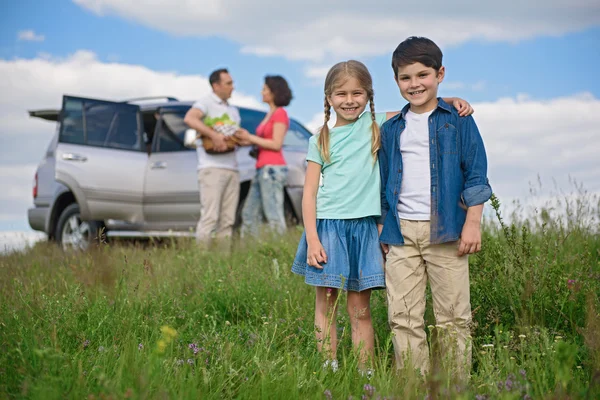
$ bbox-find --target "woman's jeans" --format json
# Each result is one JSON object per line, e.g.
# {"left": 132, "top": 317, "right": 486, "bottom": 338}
{"left": 241, "top": 165, "right": 288, "bottom": 237}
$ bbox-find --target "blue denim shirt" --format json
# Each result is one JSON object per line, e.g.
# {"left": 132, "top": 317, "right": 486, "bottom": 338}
{"left": 378, "top": 98, "right": 492, "bottom": 245}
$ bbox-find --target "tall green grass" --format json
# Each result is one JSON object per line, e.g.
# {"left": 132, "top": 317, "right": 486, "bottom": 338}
{"left": 1, "top": 191, "right": 598, "bottom": 399}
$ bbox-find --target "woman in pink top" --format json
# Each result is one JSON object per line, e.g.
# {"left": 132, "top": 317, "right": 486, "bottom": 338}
{"left": 235, "top": 75, "right": 293, "bottom": 237}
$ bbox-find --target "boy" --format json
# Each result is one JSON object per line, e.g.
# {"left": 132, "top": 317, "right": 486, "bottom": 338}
{"left": 378, "top": 36, "right": 492, "bottom": 377}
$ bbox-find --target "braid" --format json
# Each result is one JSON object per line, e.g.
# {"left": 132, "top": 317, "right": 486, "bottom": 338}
{"left": 369, "top": 95, "right": 381, "bottom": 163}
{"left": 318, "top": 96, "right": 331, "bottom": 163}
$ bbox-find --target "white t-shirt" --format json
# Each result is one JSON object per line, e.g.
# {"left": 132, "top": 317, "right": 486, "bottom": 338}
{"left": 397, "top": 110, "right": 433, "bottom": 220}
{"left": 192, "top": 92, "right": 241, "bottom": 171}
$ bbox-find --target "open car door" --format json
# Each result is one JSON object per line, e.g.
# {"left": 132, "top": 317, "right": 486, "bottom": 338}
{"left": 54, "top": 95, "right": 147, "bottom": 222}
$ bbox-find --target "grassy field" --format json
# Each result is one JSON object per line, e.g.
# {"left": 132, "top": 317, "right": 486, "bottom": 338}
{"left": 1, "top": 193, "right": 599, "bottom": 399}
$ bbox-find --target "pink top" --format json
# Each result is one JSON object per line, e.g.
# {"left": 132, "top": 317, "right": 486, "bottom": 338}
{"left": 255, "top": 107, "right": 289, "bottom": 169}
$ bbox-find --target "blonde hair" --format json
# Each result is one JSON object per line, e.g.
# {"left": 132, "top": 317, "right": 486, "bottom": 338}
{"left": 318, "top": 60, "right": 380, "bottom": 163}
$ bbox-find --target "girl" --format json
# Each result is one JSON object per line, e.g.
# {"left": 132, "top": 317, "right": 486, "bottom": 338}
{"left": 291, "top": 60, "right": 473, "bottom": 373}
{"left": 235, "top": 76, "right": 293, "bottom": 237}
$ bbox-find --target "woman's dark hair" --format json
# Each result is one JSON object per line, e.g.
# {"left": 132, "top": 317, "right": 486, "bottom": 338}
{"left": 265, "top": 75, "right": 293, "bottom": 107}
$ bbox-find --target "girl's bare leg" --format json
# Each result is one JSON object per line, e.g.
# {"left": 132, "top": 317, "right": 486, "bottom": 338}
{"left": 347, "top": 289, "right": 374, "bottom": 367}
{"left": 315, "top": 287, "right": 339, "bottom": 360}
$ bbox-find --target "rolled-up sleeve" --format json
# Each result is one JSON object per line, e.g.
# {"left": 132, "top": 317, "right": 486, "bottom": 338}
{"left": 460, "top": 115, "right": 492, "bottom": 207}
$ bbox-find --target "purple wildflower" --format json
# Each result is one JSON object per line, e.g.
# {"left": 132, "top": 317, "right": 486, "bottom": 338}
{"left": 363, "top": 384, "right": 375, "bottom": 397}
{"left": 519, "top": 369, "right": 526, "bottom": 378}
{"left": 324, "top": 389, "right": 332, "bottom": 400}
{"left": 83, "top": 340, "right": 90, "bottom": 349}
{"left": 138, "top": 343, "right": 143, "bottom": 351}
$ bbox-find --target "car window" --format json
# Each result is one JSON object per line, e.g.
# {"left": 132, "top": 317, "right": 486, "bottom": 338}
{"left": 58, "top": 96, "right": 141, "bottom": 151}
{"left": 59, "top": 97, "right": 85, "bottom": 145}
{"left": 156, "top": 112, "right": 191, "bottom": 152}
{"left": 284, "top": 120, "right": 311, "bottom": 148}
{"left": 85, "top": 103, "right": 117, "bottom": 147}
{"left": 105, "top": 111, "right": 140, "bottom": 150}
{"left": 239, "top": 109, "right": 265, "bottom": 134}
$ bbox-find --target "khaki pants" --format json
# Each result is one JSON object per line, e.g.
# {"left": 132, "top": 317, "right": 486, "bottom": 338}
{"left": 196, "top": 168, "right": 240, "bottom": 243}
{"left": 385, "top": 219, "right": 472, "bottom": 376}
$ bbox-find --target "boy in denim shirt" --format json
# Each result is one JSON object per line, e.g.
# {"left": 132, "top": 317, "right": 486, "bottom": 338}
{"left": 378, "top": 36, "right": 492, "bottom": 377}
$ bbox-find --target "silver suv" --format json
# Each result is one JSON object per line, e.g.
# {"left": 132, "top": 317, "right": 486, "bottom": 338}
{"left": 28, "top": 95, "right": 311, "bottom": 250}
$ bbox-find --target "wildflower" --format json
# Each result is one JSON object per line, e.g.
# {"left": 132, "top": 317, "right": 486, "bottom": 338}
{"left": 504, "top": 373, "right": 515, "bottom": 391}
{"left": 83, "top": 340, "right": 90, "bottom": 349}
{"left": 363, "top": 384, "right": 375, "bottom": 397}
{"left": 160, "top": 326, "right": 177, "bottom": 341}
{"left": 225, "top": 321, "right": 231, "bottom": 326}
{"left": 138, "top": 343, "right": 143, "bottom": 351}
{"left": 157, "top": 340, "right": 167, "bottom": 353}
{"left": 176, "top": 359, "right": 184, "bottom": 366}
{"left": 523, "top": 395, "right": 532, "bottom": 400}
{"left": 188, "top": 343, "right": 201, "bottom": 355}
{"left": 475, "top": 395, "right": 488, "bottom": 400}
{"left": 98, "top": 346, "right": 105, "bottom": 353}
{"left": 324, "top": 389, "right": 332, "bottom": 400}
{"left": 519, "top": 369, "right": 526, "bottom": 378}
{"left": 518, "top": 334, "right": 526, "bottom": 339}
{"left": 187, "top": 359, "right": 194, "bottom": 365}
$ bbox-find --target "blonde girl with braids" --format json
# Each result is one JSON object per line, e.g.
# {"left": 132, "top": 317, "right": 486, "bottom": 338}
{"left": 291, "top": 60, "right": 474, "bottom": 374}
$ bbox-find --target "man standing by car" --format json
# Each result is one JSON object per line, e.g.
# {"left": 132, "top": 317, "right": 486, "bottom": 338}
{"left": 184, "top": 68, "right": 241, "bottom": 245}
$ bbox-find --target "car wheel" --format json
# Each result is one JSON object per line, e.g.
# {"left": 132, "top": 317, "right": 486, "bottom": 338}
{"left": 55, "top": 203, "right": 101, "bottom": 251}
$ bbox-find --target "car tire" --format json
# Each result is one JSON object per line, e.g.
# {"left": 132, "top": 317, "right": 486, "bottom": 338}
{"left": 55, "top": 203, "right": 102, "bottom": 251}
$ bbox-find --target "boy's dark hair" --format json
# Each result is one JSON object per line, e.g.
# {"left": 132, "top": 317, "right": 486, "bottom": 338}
{"left": 391, "top": 37, "right": 443, "bottom": 78}
{"left": 265, "top": 75, "right": 293, "bottom": 107}
{"left": 209, "top": 68, "right": 229, "bottom": 87}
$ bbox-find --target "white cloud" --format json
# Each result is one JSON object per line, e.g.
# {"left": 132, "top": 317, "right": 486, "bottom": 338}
{"left": 72, "top": 0, "right": 600, "bottom": 64}
{"left": 0, "top": 231, "right": 47, "bottom": 254}
{"left": 0, "top": 51, "right": 264, "bottom": 231}
{"left": 17, "top": 30, "right": 45, "bottom": 42}
{"left": 306, "top": 93, "right": 600, "bottom": 203}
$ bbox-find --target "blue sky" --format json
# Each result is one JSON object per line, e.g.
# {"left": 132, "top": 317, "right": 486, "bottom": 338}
{"left": 1, "top": 0, "right": 599, "bottom": 233}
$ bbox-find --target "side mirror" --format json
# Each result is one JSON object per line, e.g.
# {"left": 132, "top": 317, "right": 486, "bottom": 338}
{"left": 184, "top": 128, "right": 198, "bottom": 149}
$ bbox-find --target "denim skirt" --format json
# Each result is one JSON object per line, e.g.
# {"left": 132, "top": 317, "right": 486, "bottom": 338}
{"left": 291, "top": 217, "right": 385, "bottom": 292}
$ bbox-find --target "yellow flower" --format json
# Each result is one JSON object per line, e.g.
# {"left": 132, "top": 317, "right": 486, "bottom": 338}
{"left": 157, "top": 339, "right": 167, "bottom": 353}
{"left": 160, "top": 325, "right": 177, "bottom": 341}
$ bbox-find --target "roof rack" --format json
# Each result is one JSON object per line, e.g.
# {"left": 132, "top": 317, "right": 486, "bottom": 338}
{"left": 121, "top": 96, "right": 179, "bottom": 103}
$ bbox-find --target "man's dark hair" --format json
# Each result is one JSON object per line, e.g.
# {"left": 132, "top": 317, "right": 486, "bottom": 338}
{"left": 391, "top": 37, "right": 443, "bottom": 78}
{"left": 265, "top": 75, "right": 293, "bottom": 107}
{"left": 209, "top": 68, "right": 229, "bottom": 87}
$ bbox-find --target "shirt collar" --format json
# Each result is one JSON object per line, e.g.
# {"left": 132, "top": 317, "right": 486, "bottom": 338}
{"left": 210, "top": 91, "right": 229, "bottom": 106}
{"left": 395, "top": 97, "right": 452, "bottom": 122}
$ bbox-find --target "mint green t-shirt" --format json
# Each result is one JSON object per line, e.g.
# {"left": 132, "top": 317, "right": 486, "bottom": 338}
{"left": 307, "top": 112, "right": 387, "bottom": 219}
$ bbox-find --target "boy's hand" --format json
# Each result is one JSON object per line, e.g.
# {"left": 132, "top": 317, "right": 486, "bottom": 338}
{"left": 458, "top": 220, "right": 481, "bottom": 256}
{"left": 307, "top": 239, "right": 328, "bottom": 269}
{"left": 452, "top": 98, "right": 474, "bottom": 117}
